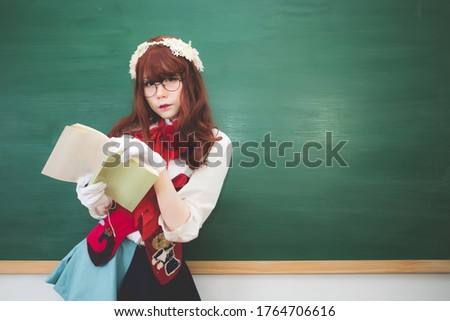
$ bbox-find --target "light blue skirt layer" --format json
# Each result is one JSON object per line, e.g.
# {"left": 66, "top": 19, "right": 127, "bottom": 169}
{"left": 46, "top": 238, "right": 137, "bottom": 301}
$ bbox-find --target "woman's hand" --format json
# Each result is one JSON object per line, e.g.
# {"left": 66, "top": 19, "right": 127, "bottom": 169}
{"left": 76, "top": 174, "right": 112, "bottom": 219}
{"left": 107, "top": 135, "right": 166, "bottom": 174}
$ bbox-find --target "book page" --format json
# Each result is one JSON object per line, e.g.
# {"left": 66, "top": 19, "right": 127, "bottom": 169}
{"left": 41, "top": 124, "right": 109, "bottom": 183}
{"left": 90, "top": 156, "right": 159, "bottom": 212}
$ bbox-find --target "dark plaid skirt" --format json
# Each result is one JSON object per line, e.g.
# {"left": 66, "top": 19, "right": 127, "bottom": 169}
{"left": 118, "top": 245, "right": 201, "bottom": 301}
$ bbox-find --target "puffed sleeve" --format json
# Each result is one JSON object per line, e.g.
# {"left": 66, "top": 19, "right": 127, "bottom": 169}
{"left": 158, "top": 129, "right": 232, "bottom": 242}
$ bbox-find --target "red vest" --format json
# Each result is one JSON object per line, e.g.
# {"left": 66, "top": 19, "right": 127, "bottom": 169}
{"left": 87, "top": 120, "right": 189, "bottom": 285}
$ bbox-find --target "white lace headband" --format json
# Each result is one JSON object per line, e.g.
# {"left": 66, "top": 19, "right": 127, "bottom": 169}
{"left": 129, "top": 38, "right": 204, "bottom": 79}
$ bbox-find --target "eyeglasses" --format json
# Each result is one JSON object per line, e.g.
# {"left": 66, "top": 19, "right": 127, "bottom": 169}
{"left": 144, "top": 77, "right": 181, "bottom": 97}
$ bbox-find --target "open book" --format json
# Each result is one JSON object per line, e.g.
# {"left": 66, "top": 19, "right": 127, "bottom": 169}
{"left": 41, "top": 124, "right": 159, "bottom": 212}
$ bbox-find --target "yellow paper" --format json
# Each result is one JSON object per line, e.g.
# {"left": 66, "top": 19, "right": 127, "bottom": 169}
{"left": 90, "top": 155, "right": 158, "bottom": 212}
{"left": 42, "top": 123, "right": 158, "bottom": 211}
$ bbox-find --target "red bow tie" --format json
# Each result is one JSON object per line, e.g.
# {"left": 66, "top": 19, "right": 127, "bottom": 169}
{"left": 135, "top": 119, "right": 184, "bottom": 164}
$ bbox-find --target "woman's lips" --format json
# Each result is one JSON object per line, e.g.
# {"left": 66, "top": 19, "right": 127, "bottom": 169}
{"left": 159, "top": 104, "right": 171, "bottom": 110}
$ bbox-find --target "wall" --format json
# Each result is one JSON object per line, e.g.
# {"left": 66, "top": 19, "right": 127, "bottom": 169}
{"left": 1, "top": 274, "right": 450, "bottom": 301}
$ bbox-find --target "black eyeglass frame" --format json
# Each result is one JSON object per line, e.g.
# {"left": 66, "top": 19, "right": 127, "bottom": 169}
{"left": 144, "top": 76, "right": 182, "bottom": 97}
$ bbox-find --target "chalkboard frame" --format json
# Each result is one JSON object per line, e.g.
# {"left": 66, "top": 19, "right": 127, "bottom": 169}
{"left": 1, "top": 260, "right": 449, "bottom": 274}
{"left": 2, "top": 0, "right": 449, "bottom": 269}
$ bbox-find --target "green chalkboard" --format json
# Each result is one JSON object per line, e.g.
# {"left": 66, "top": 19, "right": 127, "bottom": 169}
{"left": 1, "top": 0, "right": 449, "bottom": 261}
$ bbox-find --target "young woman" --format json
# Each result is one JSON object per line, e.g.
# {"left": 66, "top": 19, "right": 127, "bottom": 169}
{"left": 47, "top": 36, "right": 231, "bottom": 301}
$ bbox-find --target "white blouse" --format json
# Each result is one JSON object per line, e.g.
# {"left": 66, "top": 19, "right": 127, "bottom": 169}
{"left": 122, "top": 127, "right": 232, "bottom": 244}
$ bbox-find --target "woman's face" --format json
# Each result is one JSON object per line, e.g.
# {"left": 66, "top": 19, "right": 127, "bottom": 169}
{"left": 144, "top": 75, "right": 183, "bottom": 121}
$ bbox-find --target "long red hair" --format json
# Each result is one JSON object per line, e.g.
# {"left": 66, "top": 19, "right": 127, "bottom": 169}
{"left": 109, "top": 36, "right": 218, "bottom": 169}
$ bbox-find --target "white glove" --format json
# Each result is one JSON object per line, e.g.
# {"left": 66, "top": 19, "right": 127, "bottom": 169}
{"left": 76, "top": 174, "right": 112, "bottom": 219}
{"left": 105, "top": 135, "right": 166, "bottom": 173}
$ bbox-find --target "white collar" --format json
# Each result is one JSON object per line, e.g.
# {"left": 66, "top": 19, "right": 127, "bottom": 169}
{"left": 165, "top": 118, "right": 177, "bottom": 125}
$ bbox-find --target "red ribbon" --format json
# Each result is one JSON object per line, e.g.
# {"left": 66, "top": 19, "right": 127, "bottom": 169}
{"left": 134, "top": 119, "right": 184, "bottom": 165}
{"left": 132, "top": 119, "right": 188, "bottom": 244}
